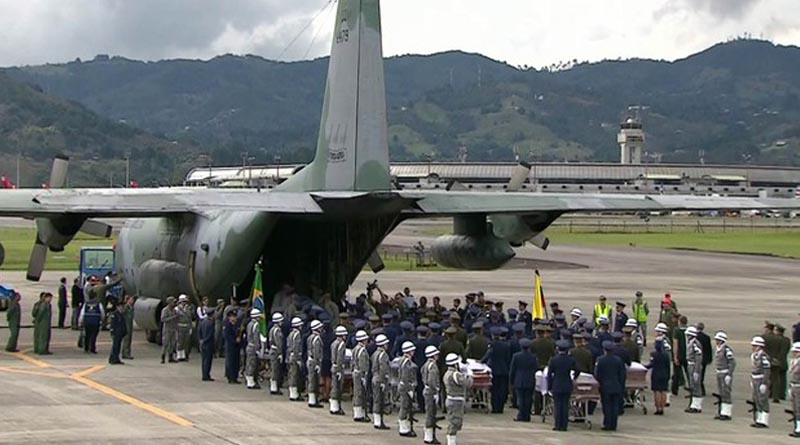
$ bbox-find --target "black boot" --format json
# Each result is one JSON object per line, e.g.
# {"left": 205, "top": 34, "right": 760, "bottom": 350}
{"left": 160, "top": 355, "right": 165, "bottom": 364}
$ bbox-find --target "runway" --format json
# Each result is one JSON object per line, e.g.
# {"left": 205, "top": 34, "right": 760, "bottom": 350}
{"left": 1, "top": 238, "right": 798, "bottom": 444}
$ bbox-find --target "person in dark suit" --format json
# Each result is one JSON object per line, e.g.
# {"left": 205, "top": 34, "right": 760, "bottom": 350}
{"left": 108, "top": 304, "right": 127, "bottom": 365}
{"left": 483, "top": 327, "right": 512, "bottom": 414}
{"left": 199, "top": 310, "right": 216, "bottom": 381}
{"left": 57, "top": 277, "right": 68, "bottom": 329}
{"left": 510, "top": 338, "right": 538, "bottom": 421}
{"left": 70, "top": 278, "right": 83, "bottom": 331}
{"left": 224, "top": 310, "right": 241, "bottom": 384}
{"left": 548, "top": 340, "right": 576, "bottom": 431}
{"left": 645, "top": 338, "right": 671, "bottom": 415}
{"left": 695, "top": 323, "right": 713, "bottom": 396}
{"left": 595, "top": 341, "right": 626, "bottom": 431}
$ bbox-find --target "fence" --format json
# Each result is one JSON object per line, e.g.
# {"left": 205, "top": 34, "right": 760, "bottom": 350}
{"left": 551, "top": 217, "right": 800, "bottom": 234}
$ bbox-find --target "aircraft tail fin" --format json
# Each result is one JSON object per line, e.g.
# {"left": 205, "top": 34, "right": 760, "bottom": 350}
{"left": 281, "top": 0, "right": 391, "bottom": 192}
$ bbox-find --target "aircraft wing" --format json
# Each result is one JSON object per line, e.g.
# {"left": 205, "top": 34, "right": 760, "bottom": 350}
{"left": 0, "top": 188, "right": 329, "bottom": 218}
{"left": 398, "top": 190, "right": 800, "bottom": 216}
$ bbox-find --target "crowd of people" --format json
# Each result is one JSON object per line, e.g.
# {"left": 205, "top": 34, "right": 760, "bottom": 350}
{"left": 5, "top": 278, "right": 800, "bottom": 441}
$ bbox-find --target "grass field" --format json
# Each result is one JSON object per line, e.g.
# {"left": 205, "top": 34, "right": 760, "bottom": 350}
{"left": 0, "top": 227, "right": 115, "bottom": 272}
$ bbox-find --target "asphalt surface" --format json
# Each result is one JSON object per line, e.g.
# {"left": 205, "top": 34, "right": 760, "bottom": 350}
{"left": 1, "top": 233, "right": 799, "bottom": 444}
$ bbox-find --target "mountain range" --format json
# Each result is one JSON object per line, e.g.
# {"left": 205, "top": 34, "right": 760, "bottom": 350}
{"left": 2, "top": 38, "right": 800, "bottom": 186}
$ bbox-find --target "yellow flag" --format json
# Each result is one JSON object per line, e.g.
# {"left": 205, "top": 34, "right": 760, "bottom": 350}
{"left": 532, "top": 269, "right": 547, "bottom": 320}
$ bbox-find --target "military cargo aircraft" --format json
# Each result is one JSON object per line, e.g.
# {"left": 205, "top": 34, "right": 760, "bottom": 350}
{"left": 2, "top": 0, "right": 799, "bottom": 341}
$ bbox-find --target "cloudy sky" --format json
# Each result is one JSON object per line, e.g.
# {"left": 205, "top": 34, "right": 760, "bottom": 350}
{"left": 1, "top": 0, "right": 799, "bottom": 68}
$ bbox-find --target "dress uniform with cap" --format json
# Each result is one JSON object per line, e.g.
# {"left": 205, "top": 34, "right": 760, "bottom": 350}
{"left": 244, "top": 308, "right": 263, "bottom": 389}
{"left": 595, "top": 341, "right": 626, "bottom": 431}
{"left": 613, "top": 302, "right": 628, "bottom": 333}
{"left": 772, "top": 325, "right": 791, "bottom": 403}
{"left": 518, "top": 301, "right": 532, "bottom": 336}
{"left": 421, "top": 345, "right": 441, "bottom": 444}
{"left": 306, "top": 320, "right": 324, "bottom": 407}
{"left": 414, "top": 325, "right": 432, "bottom": 411}
{"left": 531, "top": 324, "right": 556, "bottom": 415}
{"left": 287, "top": 317, "right": 304, "bottom": 400}
{"left": 510, "top": 338, "right": 537, "bottom": 421}
{"left": 685, "top": 326, "right": 704, "bottom": 413}
{"left": 444, "top": 353, "right": 472, "bottom": 445}
{"left": 268, "top": 313, "right": 285, "bottom": 395}
{"left": 789, "top": 342, "right": 800, "bottom": 437}
{"left": 465, "top": 322, "right": 489, "bottom": 360}
{"left": 398, "top": 341, "right": 419, "bottom": 437}
{"left": 176, "top": 296, "right": 192, "bottom": 361}
{"left": 482, "top": 327, "right": 511, "bottom": 413}
{"left": 713, "top": 331, "right": 736, "bottom": 420}
{"left": 371, "top": 334, "right": 392, "bottom": 430}
{"left": 330, "top": 325, "right": 348, "bottom": 415}
{"left": 548, "top": 340, "right": 576, "bottom": 431}
{"left": 351, "top": 330, "right": 371, "bottom": 422}
{"left": 571, "top": 333, "right": 594, "bottom": 374}
{"left": 750, "top": 335, "right": 771, "bottom": 428}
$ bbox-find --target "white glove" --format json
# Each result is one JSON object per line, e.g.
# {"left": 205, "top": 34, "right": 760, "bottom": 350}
{"left": 336, "top": 372, "right": 343, "bottom": 381}
{"left": 759, "top": 384, "right": 767, "bottom": 395}
{"left": 315, "top": 366, "right": 321, "bottom": 374}
{"left": 693, "top": 372, "right": 699, "bottom": 382}
{"left": 724, "top": 375, "right": 731, "bottom": 386}
{"left": 434, "top": 394, "right": 440, "bottom": 405}
{"left": 408, "top": 391, "right": 415, "bottom": 399}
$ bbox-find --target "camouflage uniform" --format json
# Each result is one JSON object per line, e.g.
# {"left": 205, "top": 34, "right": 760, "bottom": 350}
{"left": 286, "top": 327, "right": 303, "bottom": 400}
{"left": 790, "top": 354, "right": 800, "bottom": 435}
{"left": 444, "top": 365, "right": 472, "bottom": 442}
{"left": 330, "top": 336, "right": 347, "bottom": 413}
{"left": 268, "top": 323, "right": 284, "bottom": 393}
{"left": 421, "top": 358, "right": 441, "bottom": 430}
{"left": 751, "top": 348, "right": 771, "bottom": 426}
{"left": 244, "top": 319, "right": 262, "bottom": 388}
{"left": 714, "top": 342, "right": 736, "bottom": 419}
{"left": 306, "top": 331, "right": 324, "bottom": 406}
{"left": 398, "top": 355, "right": 418, "bottom": 434}
{"left": 371, "top": 346, "right": 391, "bottom": 427}
{"left": 352, "top": 342, "right": 370, "bottom": 420}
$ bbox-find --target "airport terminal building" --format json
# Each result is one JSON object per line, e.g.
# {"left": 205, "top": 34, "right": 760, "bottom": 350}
{"left": 185, "top": 162, "right": 800, "bottom": 198}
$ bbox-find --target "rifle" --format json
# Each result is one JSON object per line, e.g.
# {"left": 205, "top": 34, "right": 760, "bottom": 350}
{"left": 746, "top": 400, "right": 757, "bottom": 423}
{"left": 711, "top": 393, "right": 722, "bottom": 418}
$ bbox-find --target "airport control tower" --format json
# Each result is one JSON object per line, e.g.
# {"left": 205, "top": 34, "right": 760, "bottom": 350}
{"left": 618, "top": 111, "right": 645, "bottom": 164}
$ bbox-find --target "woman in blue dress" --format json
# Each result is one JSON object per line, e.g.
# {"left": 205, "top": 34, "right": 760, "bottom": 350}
{"left": 645, "top": 338, "right": 671, "bottom": 415}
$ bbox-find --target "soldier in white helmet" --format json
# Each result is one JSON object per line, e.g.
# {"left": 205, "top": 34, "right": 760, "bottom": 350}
{"left": 176, "top": 295, "right": 192, "bottom": 361}
{"left": 443, "top": 353, "right": 471, "bottom": 445}
{"left": 268, "top": 312, "right": 285, "bottom": 395}
{"left": 685, "top": 326, "right": 704, "bottom": 413}
{"left": 789, "top": 342, "right": 800, "bottom": 437}
{"left": 352, "top": 330, "right": 371, "bottom": 422}
{"left": 244, "top": 308, "right": 263, "bottom": 389}
{"left": 422, "top": 345, "right": 441, "bottom": 445}
{"left": 713, "top": 331, "right": 735, "bottom": 421}
{"left": 398, "top": 341, "right": 418, "bottom": 437}
{"left": 286, "top": 317, "right": 304, "bottom": 401}
{"left": 329, "top": 325, "right": 349, "bottom": 415}
{"left": 750, "top": 336, "right": 771, "bottom": 428}
{"left": 306, "top": 320, "right": 324, "bottom": 408}
{"left": 371, "top": 333, "right": 391, "bottom": 430}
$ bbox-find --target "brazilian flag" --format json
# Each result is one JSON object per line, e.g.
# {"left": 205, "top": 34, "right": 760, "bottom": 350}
{"left": 251, "top": 263, "right": 267, "bottom": 335}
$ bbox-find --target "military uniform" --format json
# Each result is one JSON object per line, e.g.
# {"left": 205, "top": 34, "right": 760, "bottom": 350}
{"left": 421, "top": 357, "right": 441, "bottom": 443}
{"left": 714, "top": 341, "right": 736, "bottom": 420}
{"left": 176, "top": 304, "right": 192, "bottom": 361}
{"left": 686, "top": 333, "right": 704, "bottom": 412}
{"left": 287, "top": 327, "right": 303, "bottom": 400}
{"left": 371, "top": 345, "right": 391, "bottom": 428}
{"left": 5, "top": 298, "right": 20, "bottom": 352}
{"left": 121, "top": 302, "right": 134, "bottom": 359}
{"left": 444, "top": 363, "right": 472, "bottom": 445}
{"left": 772, "top": 330, "right": 791, "bottom": 402}
{"left": 465, "top": 330, "right": 489, "bottom": 360}
{"left": 531, "top": 333, "right": 555, "bottom": 415}
{"left": 32, "top": 299, "right": 52, "bottom": 355}
{"left": 160, "top": 304, "right": 178, "bottom": 362}
{"left": 789, "top": 350, "right": 800, "bottom": 436}
{"left": 306, "top": 330, "right": 324, "bottom": 406}
{"left": 245, "top": 318, "right": 262, "bottom": 389}
{"left": 571, "top": 343, "right": 594, "bottom": 374}
{"left": 352, "top": 341, "right": 371, "bottom": 421}
{"left": 330, "top": 335, "right": 347, "bottom": 414}
{"left": 751, "top": 346, "right": 771, "bottom": 427}
{"left": 398, "top": 354, "right": 418, "bottom": 436}
{"left": 268, "top": 323, "right": 285, "bottom": 394}
{"left": 483, "top": 335, "right": 511, "bottom": 414}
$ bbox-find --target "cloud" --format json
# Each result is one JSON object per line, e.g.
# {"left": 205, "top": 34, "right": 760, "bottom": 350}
{"left": 655, "top": 0, "right": 761, "bottom": 21}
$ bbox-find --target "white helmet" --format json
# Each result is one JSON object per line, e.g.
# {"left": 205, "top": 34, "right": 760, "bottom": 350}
{"left": 402, "top": 341, "right": 416, "bottom": 354}
{"left": 178, "top": 294, "right": 188, "bottom": 302}
{"left": 425, "top": 345, "right": 439, "bottom": 358}
{"left": 751, "top": 336, "right": 765, "bottom": 347}
{"left": 598, "top": 315, "right": 610, "bottom": 325}
{"left": 655, "top": 322, "right": 668, "bottom": 334}
{"left": 625, "top": 319, "right": 638, "bottom": 328}
{"left": 792, "top": 342, "right": 800, "bottom": 353}
{"left": 250, "top": 308, "right": 262, "bottom": 318}
{"left": 310, "top": 320, "right": 323, "bottom": 332}
{"left": 355, "top": 330, "right": 369, "bottom": 342}
{"left": 714, "top": 331, "right": 727, "bottom": 342}
{"left": 291, "top": 317, "right": 303, "bottom": 328}
{"left": 685, "top": 326, "right": 698, "bottom": 338}
{"left": 570, "top": 308, "right": 583, "bottom": 318}
{"left": 334, "top": 325, "right": 348, "bottom": 337}
{"left": 271, "top": 312, "right": 284, "bottom": 324}
{"left": 445, "top": 353, "right": 461, "bottom": 366}
{"left": 375, "top": 334, "right": 389, "bottom": 347}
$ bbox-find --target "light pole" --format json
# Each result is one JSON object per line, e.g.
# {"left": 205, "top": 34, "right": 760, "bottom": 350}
{"left": 274, "top": 154, "right": 282, "bottom": 181}
{"left": 15, "top": 154, "right": 20, "bottom": 188}
{"left": 124, "top": 156, "right": 130, "bottom": 188}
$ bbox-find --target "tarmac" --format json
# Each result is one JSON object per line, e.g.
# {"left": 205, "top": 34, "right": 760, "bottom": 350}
{"left": 1, "top": 235, "right": 799, "bottom": 444}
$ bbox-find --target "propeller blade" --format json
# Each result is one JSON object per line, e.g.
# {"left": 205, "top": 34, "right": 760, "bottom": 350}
{"left": 26, "top": 238, "right": 48, "bottom": 281}
{"left": 48, "top": 155, "right": 70, "bottom": 188}
{"left": 80, "top": 219, "right": 113, "bottom": 238}
{"left": 507, "top": 162, "right": 531, "bottom": 192}
{"left": 367, "top": 250, "right": 385, "bottom": 273}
